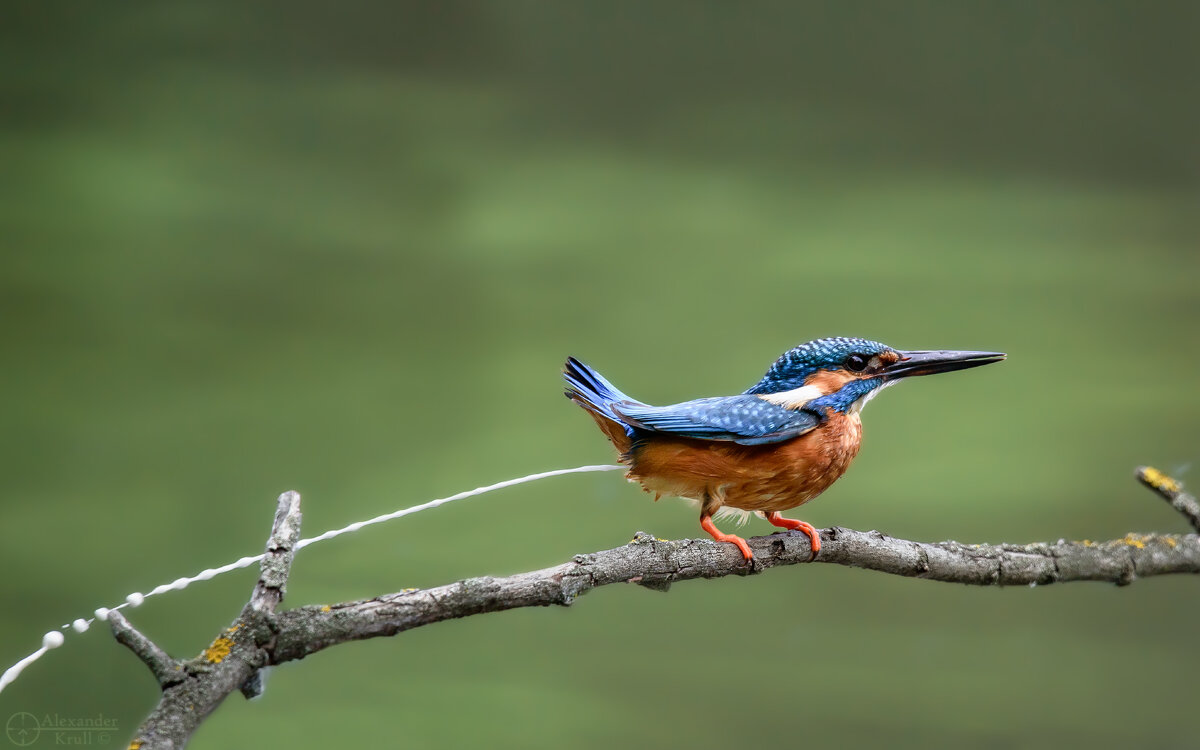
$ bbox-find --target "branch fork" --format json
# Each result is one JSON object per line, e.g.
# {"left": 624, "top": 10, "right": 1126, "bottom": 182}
{"left": 113, "top": 491, "right": 302, "bottom": 749}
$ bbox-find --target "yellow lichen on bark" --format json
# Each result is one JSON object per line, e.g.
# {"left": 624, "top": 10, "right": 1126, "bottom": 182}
{"left": 1122, "top": 534, "right": 1146, "bottom": 549}
{"left": 203, "top": 636, "right": 234, "bottom": 664}
{"left": 1142, "top": 467, "right": 1182, "bottom": 494}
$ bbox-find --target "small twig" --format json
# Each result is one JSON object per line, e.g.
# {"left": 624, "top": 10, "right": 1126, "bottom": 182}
{"left": 108, "top": 610, "right": 180, "bottom": 687}
{"left": 238, "top": 489, "right": 301, "bottom": 698}
{"left": 1137, "top": 466, "right": 1200, "bottom": 533}
{"left": 248, "top": 490, "right": 303, "bottom": 616}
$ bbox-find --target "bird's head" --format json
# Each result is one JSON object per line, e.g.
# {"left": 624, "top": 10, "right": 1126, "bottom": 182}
{"left": 745, "top": 336, "right": 1005, "bottom": 414}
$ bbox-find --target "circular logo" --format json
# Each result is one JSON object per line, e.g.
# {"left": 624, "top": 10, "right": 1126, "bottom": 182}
{"left": 6, "top": 712, "right": 40, "bottom": 746}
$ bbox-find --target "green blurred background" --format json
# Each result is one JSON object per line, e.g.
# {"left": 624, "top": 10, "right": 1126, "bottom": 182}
{"left": 2, "top": 2, "right": 1198, "bottom": 747}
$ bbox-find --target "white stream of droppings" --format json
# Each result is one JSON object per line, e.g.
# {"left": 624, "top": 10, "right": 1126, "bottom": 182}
{"left": 0, "top": 464, "right": 625, "bottom": 695}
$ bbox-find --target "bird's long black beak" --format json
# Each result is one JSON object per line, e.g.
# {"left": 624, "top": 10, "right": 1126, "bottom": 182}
{"left": 884, "top": 350, "right": 1006, "bottom": 380}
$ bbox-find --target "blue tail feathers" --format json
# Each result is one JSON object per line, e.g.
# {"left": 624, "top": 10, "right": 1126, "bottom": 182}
{"left": 563, "top": 357, "right": 638, "bottom": 427}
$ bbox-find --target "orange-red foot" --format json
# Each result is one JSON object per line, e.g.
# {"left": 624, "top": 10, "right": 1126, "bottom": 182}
{"left": 765, "top": 512, "right": 821, "bottom": 559}
{"left": 700, "top": 515, "right": 754, "bottom": 560}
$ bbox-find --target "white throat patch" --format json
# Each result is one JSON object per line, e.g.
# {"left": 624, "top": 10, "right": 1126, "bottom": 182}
{"left": 847, "top": 379, "right": 898, "bottom": 415}
{"left": 757, "top": 384, "right": 823, "bottom": 410}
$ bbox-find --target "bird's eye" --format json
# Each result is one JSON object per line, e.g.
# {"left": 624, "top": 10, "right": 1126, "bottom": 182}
{"left": 845, "top": 353, "right": 869, "bottom": 372}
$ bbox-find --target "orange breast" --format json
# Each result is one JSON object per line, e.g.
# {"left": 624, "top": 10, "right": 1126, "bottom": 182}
{"left": 627, "top": 411, "right": 863, "bottom": 513}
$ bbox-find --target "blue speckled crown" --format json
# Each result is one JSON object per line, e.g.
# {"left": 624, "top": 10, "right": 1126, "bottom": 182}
{"left": 746, "top": 337, "right": 892, "bottom": 394}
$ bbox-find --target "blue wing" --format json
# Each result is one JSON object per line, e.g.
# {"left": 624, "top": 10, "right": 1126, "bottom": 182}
{"left": 612, "top": 395, "right": 820, "bottom": 446}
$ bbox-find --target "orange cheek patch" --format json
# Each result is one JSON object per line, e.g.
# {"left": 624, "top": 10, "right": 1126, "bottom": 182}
{"left": 804, "top": 369, "right": 856, "bottom": 395}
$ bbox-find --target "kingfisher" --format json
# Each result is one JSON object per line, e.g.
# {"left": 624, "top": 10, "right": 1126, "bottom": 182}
{"left": 564, "top": 337, "right": 1004, "bottom": 561}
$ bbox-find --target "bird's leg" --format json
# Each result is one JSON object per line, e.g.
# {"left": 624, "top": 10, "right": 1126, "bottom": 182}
{"left": 699, "top": 491, "right": 753, "bottom": 560}
{"left": 765, "top": 511, "right": 820, "bottom": 559}
{"left": 699, "top": 516, "right": 753, "bottom": 560}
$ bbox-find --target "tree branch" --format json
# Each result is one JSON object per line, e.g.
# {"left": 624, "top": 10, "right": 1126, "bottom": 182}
{"left": 271, "top": 527, "right": 1199, "bottom": 664}
{"left": 115, "top": 470, "right": 1200, "bottom": 748}
{"left": 1137, "top": 465, "right": 1200, "bottom": 533}
{"left": 109, "top": 610, "right": 180, "bottom": 687}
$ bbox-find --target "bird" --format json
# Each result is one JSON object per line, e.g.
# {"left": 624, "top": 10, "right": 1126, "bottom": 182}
{"left": 564, "top": 337, "right": 1004, "bottom": 561}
